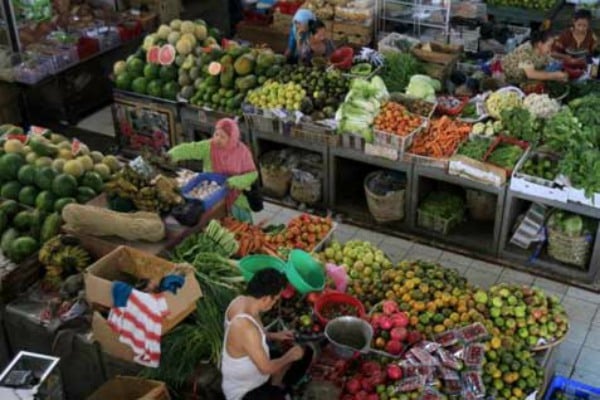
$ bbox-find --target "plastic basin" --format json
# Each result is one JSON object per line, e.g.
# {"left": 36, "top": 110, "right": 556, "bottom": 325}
{"left": 314, "top": 291, "right": 366, "bottom": 325}
{"left": 238, "top": 255, "right": 287, "bottom": 281}
{"left": 330, "top": 47, "right": 354, "bottom": 70}
{"left": 286, "top": 249, "right": 325, "bottom": 294}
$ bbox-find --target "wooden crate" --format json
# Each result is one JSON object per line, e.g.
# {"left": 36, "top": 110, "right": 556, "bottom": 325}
{"left": 332, "top": 22, "right": 373, "bottom": 46}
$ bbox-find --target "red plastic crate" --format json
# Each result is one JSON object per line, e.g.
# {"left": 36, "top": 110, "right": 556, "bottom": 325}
{"left": 274, "top": 1, "right": 303, "bottom": 15}
{"left": 117, "top": 21, "right": 142, "bottom": 42}
{"left": 77, "top": 37, "right": 100, "bottom": 60}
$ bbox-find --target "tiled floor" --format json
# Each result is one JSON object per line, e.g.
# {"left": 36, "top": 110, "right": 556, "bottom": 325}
{"left": 255, "top": 202, "right": 600, "bottom": 388}
{"left": 78, "top": 106, "right": 115, "bottom": 137}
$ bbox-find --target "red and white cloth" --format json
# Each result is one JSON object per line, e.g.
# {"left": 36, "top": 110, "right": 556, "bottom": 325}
{"left": 107, "top": 289, "right": 169, "bottom": 368}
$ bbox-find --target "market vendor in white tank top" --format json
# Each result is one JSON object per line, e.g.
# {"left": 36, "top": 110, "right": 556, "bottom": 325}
{"left": 221, "top": 269, "right": 305, "bottom": 400}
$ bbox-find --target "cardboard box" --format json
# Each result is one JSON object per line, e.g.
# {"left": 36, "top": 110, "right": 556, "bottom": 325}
{"left": 87, "top": 376, "right": 170, "bottom": 400}
{"left": 85, "top": 246, "right": 202, "bottom": 333}
{"left": 449, "top": 155, "right": 507, "bottom": 187}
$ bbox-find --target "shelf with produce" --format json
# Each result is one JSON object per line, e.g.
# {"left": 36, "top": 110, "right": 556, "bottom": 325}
{"left": 329, "top": 146, "right": 413, "bottom": 232}
{"left": 385, "top": 0, "right": 450, "bottom": 12}
{"left": 498, "top": 190, "right": 600, "bottom": 284}
{"left": 410, "top": 166, "right": 506, "bottom": 256}
{"left": 485, "top": 0, "right": 564, "bottom": 25}
{"left": 380, "top": 16, "right": 449, "bottom": 30}
{"left": 251, "top": 129, "right": 330, "bottom": 208}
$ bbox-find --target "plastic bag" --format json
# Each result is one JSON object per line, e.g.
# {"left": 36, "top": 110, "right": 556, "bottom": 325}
{"left": 326, "top": 263, "right": 349, "bottom": 292}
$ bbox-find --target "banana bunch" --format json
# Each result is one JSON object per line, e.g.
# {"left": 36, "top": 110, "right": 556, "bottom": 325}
{"left": 204, "top": 220, "right": 239, "bottom": 257}
{"left": 44, "top": 265, "right": 63, "bottom": 289}
{"left": 133, "top": 186, "right": 161, "bottom": 212}
{"left": 39, "top": 235, "right": 91, "bottom": 277}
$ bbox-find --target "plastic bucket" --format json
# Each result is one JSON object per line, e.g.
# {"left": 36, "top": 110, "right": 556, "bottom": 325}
{"left": 314, "top": 292, "right": 366, "bottom": 326}
{"left": 238, "top": 255, "right": 287, "bottom": 281}
{"left": 324, "top": 316, "right": 372, "bottom": 359}
{"left": 286, "top": 250, "right": 326, "bottom": 294}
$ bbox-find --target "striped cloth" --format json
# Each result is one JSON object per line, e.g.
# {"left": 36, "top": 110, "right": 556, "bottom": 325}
{"left": 107, "top": 289, "right": 169, "bottom": 368}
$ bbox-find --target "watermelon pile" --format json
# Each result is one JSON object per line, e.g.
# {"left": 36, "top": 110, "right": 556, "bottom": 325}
{"left": 111, "top": 19, "right": 288, "bottom": 114}
{"left": 0, "top": 128, "right": 122, "bottom": 263}
{"left": 112, "top": 19, "right": 214, "bottom": 101}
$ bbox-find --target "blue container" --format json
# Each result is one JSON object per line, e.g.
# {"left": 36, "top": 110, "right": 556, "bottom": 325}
{"left": 181, "top": 172, "right": 228, "bottom": 210}
{"left": 544, "top": 375, "right": 600, "bottom": 400}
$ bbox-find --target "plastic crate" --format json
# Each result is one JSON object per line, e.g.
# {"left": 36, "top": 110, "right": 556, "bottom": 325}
{"left": 292, "top": 121, "right": 340, "bottom": 146}
{"left": 373, "top": 122, "right": 423, "bottom": 155}
{"left": 340, "top": 133, "right": 366, "bottom": 151}
{"left": 417, "top": 209, "right": 463, "bottom": 235}
{"left": 181, "top": 172, "right": 228, "bottom": 210}
{"left": 544, "top": 375, "right": 600, "bottom": 400}
{"left": 483, "top": 135, "right": 529, "bottom": 177}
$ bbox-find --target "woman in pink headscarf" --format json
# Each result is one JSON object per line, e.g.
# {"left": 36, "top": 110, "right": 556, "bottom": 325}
{"left": 168, "top": 118, "right": 258, "bottom": 222}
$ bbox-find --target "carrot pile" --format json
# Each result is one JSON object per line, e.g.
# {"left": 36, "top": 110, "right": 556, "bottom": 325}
{"left": 374, "top": 102, "right": 423, "bottom": 137}
{"left": 220, "top": 217, "right": 279, "bottom": 258}
{"left": 409, "top": 116, "right": 471, "bottom": 158}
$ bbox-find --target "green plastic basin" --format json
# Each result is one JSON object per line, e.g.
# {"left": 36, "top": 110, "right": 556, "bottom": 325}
{"left": 238, "top": 255, "right": 287, "bottom": 282}
{"left": 286, "top": 249, "right": 325, "bottom": 294}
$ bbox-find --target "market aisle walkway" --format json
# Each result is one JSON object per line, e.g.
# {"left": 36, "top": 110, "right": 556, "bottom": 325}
{"left": 255, "top": 202, "right": 600, "bottom": 387}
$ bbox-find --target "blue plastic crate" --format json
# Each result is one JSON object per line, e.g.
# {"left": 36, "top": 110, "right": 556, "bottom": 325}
{"left": 544, "top": 376, "right": 600, "bottom": 400}
{"left": 181, "top": 172, "right": 228, "bottom": 210}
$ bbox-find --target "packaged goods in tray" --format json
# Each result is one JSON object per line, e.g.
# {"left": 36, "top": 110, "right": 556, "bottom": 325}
{"left": 334, "top": 6, "right": 373, "bottom": 24}
{"left": 389, "top": 93, "right": 437, "bottom": 119}
{"left": 459, "top": 322, "right": 488, "bottom": 343}
{"left": 436, "top": 95, "right": 469, "bottom": 116}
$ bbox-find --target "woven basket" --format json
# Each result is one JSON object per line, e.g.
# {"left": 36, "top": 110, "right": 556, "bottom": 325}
{"left": 260, "top": 165, "right": 292, "bottom": 198}
{"left": 466, "top": 189, "right": 496, "bottom": 222}
{"left": 547, "top": 227, "right": 592, "bottom": 269}
{"left": 364, "top": 172, "right": 406, "bottom": 223}
{"left": 290, "top": 175, "right": 322, "bottom": 205}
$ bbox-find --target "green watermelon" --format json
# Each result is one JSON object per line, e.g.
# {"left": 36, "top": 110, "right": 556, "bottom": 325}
{"left": 131, "top": 77, "right": 148, "bottom": 94}
{"left": 52, "top": 174, "right": 78, "bottom": 198}
{"left": 0, "top": 200, "right": 19, "bottom": 218}
{"left": 18, "top": 186, "right": 38, "bottom": 207}
{"left": 54, "top": 197, "right": 76, "bottom": 213}
{"left": 0, "top": 153, "right": 25, "bottom": 180}
{"left": 81, "top": 171, "right": 104, "bottom": 193}
{"left": 17, "top": 165, "right": 36, "bottom": 186}
{"left": 163, "top": 82, "right": 180, "bottom": 100}
{"left": 35, "top": 166, "right": 57, "bottom": 191}
{"left": 36, "top": 191, "right": 56, "bottom": 212}
{"left": 1, "top": 228, "right": 18, "bottom": 254}
{"left": 1, "top": 181, "right": 22, "bottom": 200}
{"left": 147, "top": 80, "right": 164, "bottom": 98}
{"left": 159, "top": 66, "right": 177, "bottom": 81}
{"left": 143, "top": 63, "right": 160, "bottom": 79}
{"left": 76, "top": 187, "right": 97, "bottom": 204}
{"left": 8, "top": 236, "right": 38, "bottom": 262}
{"left": 126, "top": 58, "right": 145, "bottom": 77}
{"left": 115, "top": 73, "right": 133, "bottom": 90}
{"left": 13, "top": 210, "right": 32, "bottom": 231}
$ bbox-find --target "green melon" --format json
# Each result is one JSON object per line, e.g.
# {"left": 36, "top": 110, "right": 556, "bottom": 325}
{"left": 35, "top": 167, "right": 57, "bottom": 191}
{"left": 52, "top": 174, "right": 78, "bottom": 198}
{"left": 17, "top": 165, "right": 36, "bottom": 186}
{"left": 0, "top": 153, "right": 25, "bottom": 180}
{"left": 54, "top": 197, "right": 76, "bottom": 213}
{"left": 35, "top": 191, "right": 56, "bottom": 212}
{"left": 1, "top": 181, "right": 22, "bottom": 200}
{"left": 18, "top": 186, "right": 38, "bottom": 207}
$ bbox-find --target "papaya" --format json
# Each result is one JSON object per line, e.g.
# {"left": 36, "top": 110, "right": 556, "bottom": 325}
{"left": 233, "top": 54, "right": 255, "bottom": 76}
{"left": 220, "top": 65, "right": 235, "bottom": 89}
{"left": 235, "top": 75, "right": 257, "bottom": 91}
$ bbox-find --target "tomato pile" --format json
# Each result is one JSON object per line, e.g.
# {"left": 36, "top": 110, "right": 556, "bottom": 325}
{"left": 266, "top": 214, "right": 333, "bottom": 253}
{"left": 374, "top": 102, "right": 423, "bottom": 137}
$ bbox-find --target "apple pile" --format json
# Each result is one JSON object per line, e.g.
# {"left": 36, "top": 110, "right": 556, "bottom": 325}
{"left": 266, "top": 213, "right": 333, "bottom": 252}
{"left": 370, "top": 300, "right": 423, "bottom": 357}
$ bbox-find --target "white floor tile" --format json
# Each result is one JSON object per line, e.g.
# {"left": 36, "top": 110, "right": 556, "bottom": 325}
{"left": 438, "top": 251, "right": 474, "bottom": 267}
{"left": 566, "top": 287, "right": 600, "bottom": 305}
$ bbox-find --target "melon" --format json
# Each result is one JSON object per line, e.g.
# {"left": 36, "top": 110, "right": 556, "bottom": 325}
{"left": 194, "top": 24, "right": 207, "bottom": 41}
{"left": 180, "top": 21, "right": 195, "bottom": 34}
{"left": 208, "top": 62, "right": 222, "bottom": 76}
{"left": 77, "top": 155, "right": 94, "bottom": 171}
{"left": 142, "top": 34, "right": 157, "bottom": 52}
{"left": 63, "top": 160, "right": 84, "bottom": 178}
{"left": 170, "top": 19, "right": 182, "bottom": 31}
{"left": 175, "top": 38, "right": 193, "bottom": 56}
{"left": 146, "top": 46, "right": 160, "bottom": 64}
{"left": 4, "top": 139, "right": 24, "bottom": 154}
{"left": 58, "top": 148, "right": 73, "bottom": 160}
{"left": 158, "top": 45, "right": 176, "bottom": 66}
{"left": 167, "top": 31, "right": 181, "bottom": 45}
{"left": 181, "top": 33, "right": 197, "bottom": 48}
{"left": 52, "top": 159, "right": 65, "bottom": 173}
{"left": 113, "top": 61, "right": 127, "bottom": 76}
{"left": 157, "top": 24, "right": 172, "bottom": 40}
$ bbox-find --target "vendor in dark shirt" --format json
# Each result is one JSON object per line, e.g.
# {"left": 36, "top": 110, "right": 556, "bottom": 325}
{"left": 552, "top": 9, "right": 598, "bottom": 62}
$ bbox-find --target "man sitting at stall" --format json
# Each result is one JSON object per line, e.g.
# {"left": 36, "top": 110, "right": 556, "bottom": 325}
{"left": 221, "top": 268, "right": 312, "bottom": 400}
{"left": 501, "top": 30, "right": 568, "bottom": 84}
{"left": 553, "top": 9, "right": 598, "bottom": 62}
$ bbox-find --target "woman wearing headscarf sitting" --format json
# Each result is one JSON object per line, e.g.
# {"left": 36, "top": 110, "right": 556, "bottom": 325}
{"left": 553, "top": 9, "right": 598, "bottom": 63}
{"left": 284, "top": 9, "right": 316, "bottom": 63}
{"left": 298, "top": 19, "right": 336, "bottom": 64}
{"left": 168, "top": 118, "right": 258, "bottom": 223}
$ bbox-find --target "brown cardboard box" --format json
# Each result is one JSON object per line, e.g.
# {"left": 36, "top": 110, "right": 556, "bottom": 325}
{"left": 87, "top": 376, "right": 170, "bottom": 400}
{"left": 84, "top": 246, "right": 202, "bottom": 333}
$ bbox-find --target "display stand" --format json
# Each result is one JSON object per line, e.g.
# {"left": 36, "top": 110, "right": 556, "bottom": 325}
{"left": 180, "top": 103, "right": 250, "bottom": 144}
{"left": 410, "top": 164, "right": 507, "bottom": 256}
{"left": 252, "top": 129, "right": 331, "bottom": 208}
{"left": 499, "top": 189, "right": 600, "bottom": 284}
{"left": 329, "top": 145, "right": 413, "bottom": 231}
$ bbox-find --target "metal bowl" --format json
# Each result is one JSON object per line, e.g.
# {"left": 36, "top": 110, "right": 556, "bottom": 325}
{"left": 324, "top": 316, "right": 372, "bottom": 359}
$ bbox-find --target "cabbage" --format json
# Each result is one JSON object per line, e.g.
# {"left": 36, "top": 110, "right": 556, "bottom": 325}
{"left": 370, "top": 76, "right": 389, "bottom": 101}
{"left": 562, "top": 215, "right": 583, "bottom": 236}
